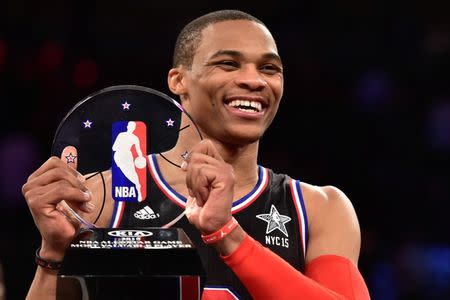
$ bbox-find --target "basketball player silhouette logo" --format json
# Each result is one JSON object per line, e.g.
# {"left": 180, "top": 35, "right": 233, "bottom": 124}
{"left": 112, "top": 121, "right": 147, "bottom": 202}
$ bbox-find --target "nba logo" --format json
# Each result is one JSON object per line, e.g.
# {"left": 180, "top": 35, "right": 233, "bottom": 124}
{"left": 112, "top": 121, "right": 147, "bottom": 202}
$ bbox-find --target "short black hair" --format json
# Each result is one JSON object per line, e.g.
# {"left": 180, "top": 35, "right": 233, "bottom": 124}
{"left": 172, "top": 10, "right": 266, "bottom": 68}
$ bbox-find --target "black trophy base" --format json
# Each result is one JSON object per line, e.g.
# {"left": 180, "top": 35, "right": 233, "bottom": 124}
{"left": 58, "top": 276, "right": 202, "bottom": 300}
{"left": 58, "top": 227, "right": 205, "bottom": 299}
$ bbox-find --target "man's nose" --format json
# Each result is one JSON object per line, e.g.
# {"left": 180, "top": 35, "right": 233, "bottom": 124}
{"left": 234, "top": 66, "right": 268, "bottom": 91}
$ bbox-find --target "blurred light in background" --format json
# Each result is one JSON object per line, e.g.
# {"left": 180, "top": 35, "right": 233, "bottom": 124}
{"left": 422, "top": 246, "right": 450, "bottom": 294}
{"left": 426, "top": 99, "right": 450, "bottom": 151}
{"left": 0, "top": 263, "right": 4, "bottom": 300}
{"left": 0, "top": 134, "right": 41, "bottom": 206}
{"left": 370, "top": 245, "right": 450, "bottom": 300}
{"left": 73, "top": 58, "right": 99, "bottom": 89}
{"left": 369, "top": 263, "right": 397, "bottom": 300}
{"left": 37, "top": 40, "right": 64, "bottom": 75}
{"left": 355, "top": 70, "right": 392, "bottom": 113}
{"left": 424, "top": 29, "right": 450, "bottom": 56}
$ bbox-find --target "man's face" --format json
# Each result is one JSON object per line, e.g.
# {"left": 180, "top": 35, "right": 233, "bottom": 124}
{"left": 180, "top": 20, "right": 284, "bottom": 146}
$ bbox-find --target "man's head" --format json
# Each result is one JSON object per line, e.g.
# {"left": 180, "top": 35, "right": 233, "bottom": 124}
{"left": 173, "top": 10, "right": 266, "bottom": 69}
{"left": 168, "top": 10, "right": 283, "bottom": 146}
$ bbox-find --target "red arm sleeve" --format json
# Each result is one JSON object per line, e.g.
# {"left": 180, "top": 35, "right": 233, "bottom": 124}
{"left": 221, "top": 235, "right": 370, "bottom": 300}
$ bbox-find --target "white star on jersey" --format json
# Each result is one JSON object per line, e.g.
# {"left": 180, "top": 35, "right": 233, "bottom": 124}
{"left": 256, "top": 205, "right": 291, "bottom": 237}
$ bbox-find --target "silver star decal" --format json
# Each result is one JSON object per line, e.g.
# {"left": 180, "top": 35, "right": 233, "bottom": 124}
{"left": 122, "top": 101, "right": 131, "bottom": 110}
{"left": 65, "top": 152, "right": 77, "bottom": 164}
{"left": 180, "top": 151, "right": 189, "bottom": 160}
{"left": 256, "top": 205, "right": 291, "bottom": 237}
{"left": 166, "top": 118, "right": 175, "bottom": 127}
{"left": 83, "top": 120, "right": 92, "bottom": 128}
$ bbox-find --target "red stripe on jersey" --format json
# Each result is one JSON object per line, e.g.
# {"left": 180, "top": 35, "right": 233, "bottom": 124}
{"left": 117, "top": 201, "right": 125, "bottom": 227}
{"left": 111, "top": 201, "right": 126, "bottom": 228}
{"left": 148, "top": 158, "right": 185, "bottom": 208}
{"left": 289, "top": 179, "right": 305, "bottom": 257}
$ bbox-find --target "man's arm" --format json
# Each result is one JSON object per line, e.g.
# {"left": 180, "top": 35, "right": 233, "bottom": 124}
{"left": 183, "top": 140, "right": 369, "bottom": 299}
{"left": 27, "top": 264, "right": 59, "bottom": 299}
{"left": 305, "top": 185, "right": 361, "bottom": 266}
{"left": 22, "top": 146, "right": 95, "bottom": 299}
{"left": 216, "top": 186, "right": 370, "bottom": 299}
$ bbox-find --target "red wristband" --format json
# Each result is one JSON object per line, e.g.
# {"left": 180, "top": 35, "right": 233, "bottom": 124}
{"left": 35, "top": 247, "right": 63, "bottom": 270}
{"left": 201, "top": 217, "right": 238, "bottom": 244}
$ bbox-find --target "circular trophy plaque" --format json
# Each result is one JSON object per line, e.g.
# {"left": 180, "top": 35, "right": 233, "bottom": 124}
{"left": 51, "top": 85, "right": 202, "bottom": 229}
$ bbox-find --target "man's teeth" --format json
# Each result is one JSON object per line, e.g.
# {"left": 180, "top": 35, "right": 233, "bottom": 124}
{"left": 228, "top": 100, "right": 262, "bottom": 112}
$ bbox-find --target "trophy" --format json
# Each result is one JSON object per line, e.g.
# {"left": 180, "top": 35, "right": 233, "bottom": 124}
{"left": 51, "top": 85, "right": 205, "bottom": 299}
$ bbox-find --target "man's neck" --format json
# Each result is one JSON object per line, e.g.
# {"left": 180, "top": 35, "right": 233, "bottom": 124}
{"left": 211, "top": 140, "right": 259, "bottom": 190}
{"left": 158, "top": 137, "right": 260, "bottom": 200}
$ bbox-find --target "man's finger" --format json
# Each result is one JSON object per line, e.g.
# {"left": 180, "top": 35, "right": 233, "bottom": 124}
{"left": 26, "top": 167, "right": 86, "bottom": 192}
{"left": 27, "top": 146, "right": 81, "bottom": 183}
{"left": 61, "top": 146, "right": 78, "bottom": 170}
{"left": 39, "top": 181, "right": 92, "bottom": 206}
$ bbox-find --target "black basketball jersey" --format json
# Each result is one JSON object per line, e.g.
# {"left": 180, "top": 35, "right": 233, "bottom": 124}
{"left": 110, "top": 154, "right": 309, "bottom": 300}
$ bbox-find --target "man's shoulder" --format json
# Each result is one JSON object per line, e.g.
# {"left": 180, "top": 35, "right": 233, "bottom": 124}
{"left": 257, "top": 167, "right": 357, "bottom": 224}
{"left": 298, "top": 183, "right": 361, "bottom": 264}
{"left": 298, "top": 182, "right": 357, "bottom": 223}
{"left": 300, "top": 182, "right": 349, "bottom": 204}
{"left": 264, "top": 168, "right": 351, "bottom": 204}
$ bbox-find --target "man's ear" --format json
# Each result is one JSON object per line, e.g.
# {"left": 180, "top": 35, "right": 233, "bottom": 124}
{"left": 167, "top": 67, "right": 187, "bottom": 96}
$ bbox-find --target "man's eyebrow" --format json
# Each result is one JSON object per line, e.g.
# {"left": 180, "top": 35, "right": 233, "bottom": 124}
{"left": 262, "top": 53, "right": 283, "bottom": 65}
{"left": 208, "top": 50, "right": 282, "bottom": 64}
{"left": 209, "top": 50, "right": 243, "bottom": 60}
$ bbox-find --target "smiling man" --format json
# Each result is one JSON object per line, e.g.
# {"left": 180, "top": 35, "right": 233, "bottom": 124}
{"left": 23, "top": 10, "right": 370, "bottom": 299}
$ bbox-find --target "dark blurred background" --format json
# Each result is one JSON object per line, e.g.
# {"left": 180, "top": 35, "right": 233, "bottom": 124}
{"left": 1, "top": 1, "right": 449, "bottom": 299}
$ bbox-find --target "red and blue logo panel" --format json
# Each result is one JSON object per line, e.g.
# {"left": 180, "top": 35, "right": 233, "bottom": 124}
{"left": 112, "top": 121, "right": 147, "bottom": 202}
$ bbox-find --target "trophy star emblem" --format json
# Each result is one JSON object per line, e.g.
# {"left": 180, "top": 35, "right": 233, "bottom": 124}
{"left": 166, "top": 118, "right": 175, "bottom": 127}
{"left": 65, "top": 152, "right": 77, "bottom": 164}
{"left": 83, "top": 120, "right": 92, "bottom": 128}
{"left": 122, "top": 101, "right": 131, "bottom": 110}
{"left": 256, "top": 205, "right": 291, "bottom": 237}
{"left": 181, "top": 151, "right": 189, "bottom": 160}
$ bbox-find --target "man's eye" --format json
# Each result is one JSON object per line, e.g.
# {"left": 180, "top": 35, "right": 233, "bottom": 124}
{"left": 260, "top": 64, "right": 282, "bottom": 74}
{"left": 216, "top": 60, "right": 239, "bottom": 69}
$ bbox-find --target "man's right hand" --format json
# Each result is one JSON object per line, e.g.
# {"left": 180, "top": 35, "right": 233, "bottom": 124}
{"left": 22, "top": 146, "right": 94, "bottom": 261}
